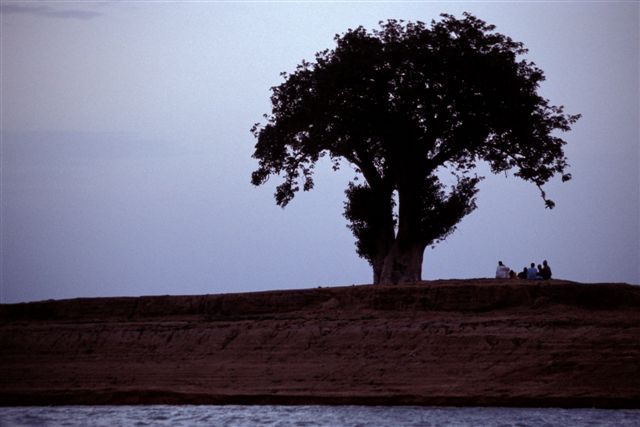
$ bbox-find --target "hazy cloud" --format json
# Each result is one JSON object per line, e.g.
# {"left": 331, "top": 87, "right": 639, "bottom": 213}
{"left": 0, "top": 3, "right": 103, "bottom": 20}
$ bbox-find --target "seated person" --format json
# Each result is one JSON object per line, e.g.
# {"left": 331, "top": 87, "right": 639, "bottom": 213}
{"left": 517, "top": 267, "right": 527, "bottom": 280}
{"left": 495, "top": 261, "right": 511, "bottom": 279}
{"left": 539, "top": 260, "right": 552, "bottom": 280}
{"left": 526, "top": 263, "right": 538, "bottom": 280}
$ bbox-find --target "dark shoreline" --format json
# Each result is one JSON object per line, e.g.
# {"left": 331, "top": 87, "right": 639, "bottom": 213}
{"left": 2, "top": 280, "right": 639, "bottom": 408}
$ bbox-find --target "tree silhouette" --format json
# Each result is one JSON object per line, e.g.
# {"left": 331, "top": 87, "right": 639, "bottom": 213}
{"left": 251, "top": 13, "right": 580, "bottom": 285}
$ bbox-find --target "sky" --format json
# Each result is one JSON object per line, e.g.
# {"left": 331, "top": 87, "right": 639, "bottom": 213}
{"left": 1, "top": 1, "right": 638, "bottom": 303}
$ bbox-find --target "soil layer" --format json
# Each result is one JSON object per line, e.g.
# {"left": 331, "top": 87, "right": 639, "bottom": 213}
{"left": 1, "top": 280, "right": 639, "bottom": 407}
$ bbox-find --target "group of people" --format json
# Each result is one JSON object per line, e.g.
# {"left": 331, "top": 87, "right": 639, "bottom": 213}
{"left": 496, "top": 260, "right": 552, "bottom": 280}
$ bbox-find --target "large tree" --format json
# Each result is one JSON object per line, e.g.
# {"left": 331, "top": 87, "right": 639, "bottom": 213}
{"left": 251, "top": 13, "right": 580, "bottom": 285}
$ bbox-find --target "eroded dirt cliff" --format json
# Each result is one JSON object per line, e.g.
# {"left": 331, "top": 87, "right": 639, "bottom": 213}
{"left": 1, "top": 280, "right": 639, "bottom": 407}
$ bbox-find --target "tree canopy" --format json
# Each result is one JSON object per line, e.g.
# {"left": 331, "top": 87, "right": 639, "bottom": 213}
{"left": 251, "top": 13, "right": 580, "bottom": 285}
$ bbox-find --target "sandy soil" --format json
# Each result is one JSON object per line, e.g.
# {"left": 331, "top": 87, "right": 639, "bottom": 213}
{"left": 1, "top": 279, "right": 639, "bottom": 407}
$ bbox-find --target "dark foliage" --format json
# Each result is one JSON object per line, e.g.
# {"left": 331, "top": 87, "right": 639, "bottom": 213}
{"left": 251, "top": 13, "right": 580, "bottom": 283}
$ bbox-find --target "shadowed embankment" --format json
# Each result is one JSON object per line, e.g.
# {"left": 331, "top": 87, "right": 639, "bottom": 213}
{"left": 1, "top": 280, "right": 639, "bottom": 407}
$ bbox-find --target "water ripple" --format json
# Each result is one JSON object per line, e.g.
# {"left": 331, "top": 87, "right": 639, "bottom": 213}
{"left": 1, "top": 405, "right": 639, "bottom": 427}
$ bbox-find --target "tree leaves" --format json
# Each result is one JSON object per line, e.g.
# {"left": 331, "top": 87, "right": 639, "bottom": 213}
{"left": 251, "top": 13, "right": 580, "bottom": 266}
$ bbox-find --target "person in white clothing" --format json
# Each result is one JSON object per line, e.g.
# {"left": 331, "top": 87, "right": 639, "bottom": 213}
{"left": 495, "top": 261, "right": 511, "bottom": 279}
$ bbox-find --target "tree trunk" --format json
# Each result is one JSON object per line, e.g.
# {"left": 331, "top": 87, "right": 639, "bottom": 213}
{"left": 378, "top": 241, "right": 424, "bottom": 285}
{"left": 372, "top": 258, "right": 384, "bottom": 285}
{"left": 371, "top": 242, "right": 393, "bottom": 285}
{"left": 375, "top": 177, "right": 425, "bottom": 285}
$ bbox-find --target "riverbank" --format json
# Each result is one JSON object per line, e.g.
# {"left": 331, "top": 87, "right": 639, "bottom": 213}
{"left": 1, "top": 280, "right": 639, "bottom": 407}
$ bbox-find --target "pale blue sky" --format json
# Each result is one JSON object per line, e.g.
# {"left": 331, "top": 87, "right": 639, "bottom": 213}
{"left": 1, "top": 1, "right": 638, "bottom": 303}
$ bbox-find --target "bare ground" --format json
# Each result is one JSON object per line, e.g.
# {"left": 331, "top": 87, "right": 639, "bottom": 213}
{"left": 1, "top": 279, "right": 639, "bottom": 407}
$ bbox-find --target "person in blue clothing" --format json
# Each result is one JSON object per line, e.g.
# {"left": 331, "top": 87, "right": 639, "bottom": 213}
{"left": 526, "top": 263, "right": 538, "bottom": 280}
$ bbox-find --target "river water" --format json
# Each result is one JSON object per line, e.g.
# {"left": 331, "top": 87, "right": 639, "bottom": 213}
{"left": 1, "top": 405, "right": 639, "bottom": 426}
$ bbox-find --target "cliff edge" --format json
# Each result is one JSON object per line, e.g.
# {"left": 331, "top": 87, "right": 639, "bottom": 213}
{"left": 1, "top": 279, "right": 639, "bottom": 407}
